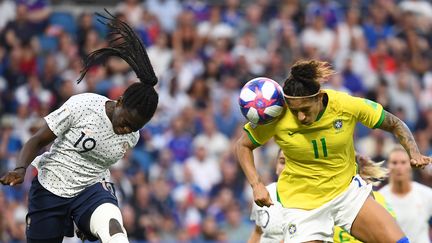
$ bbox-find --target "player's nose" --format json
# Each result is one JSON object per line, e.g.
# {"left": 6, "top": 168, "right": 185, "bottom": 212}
{"left": 297, "top": 112, "right": 306, "bottom": 121}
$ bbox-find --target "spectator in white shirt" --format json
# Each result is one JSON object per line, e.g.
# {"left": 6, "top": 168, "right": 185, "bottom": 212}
{"left": 300, "top": 15, "right": 336, "bottom": 60}
{"left": 380, "top": 146, "right": 432, "bottom": 243}
{"left": 185, "top": 144, "right": 221, "bottom": 193}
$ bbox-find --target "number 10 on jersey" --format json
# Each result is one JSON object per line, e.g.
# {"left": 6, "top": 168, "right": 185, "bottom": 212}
{"left": 312, "top": 138, "right": 328, "bottom": 159}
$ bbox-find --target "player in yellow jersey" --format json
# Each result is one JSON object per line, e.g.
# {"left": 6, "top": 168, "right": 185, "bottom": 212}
{"left": 235, "top": 60, "right": 431, "bottom": 243}
{"left": 333, "top": 155, "right": 396, "bottom": 243}
{"left": 333, "top": 191, "right": 395, "bottom": 243}
{"left": 248, "top": 150, "right": 395, "bottom": 243}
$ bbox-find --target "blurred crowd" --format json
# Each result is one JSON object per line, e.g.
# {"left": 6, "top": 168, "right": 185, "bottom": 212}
{"left": 0, "top": 0, "right": 432, "bottom": 242}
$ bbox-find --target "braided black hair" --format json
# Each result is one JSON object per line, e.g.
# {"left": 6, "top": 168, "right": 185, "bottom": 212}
{"left": 77, "top": 9, "right": 158, "bottom": 122}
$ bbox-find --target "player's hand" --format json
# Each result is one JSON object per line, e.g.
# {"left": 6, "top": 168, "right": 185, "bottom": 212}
{"left": 252, "top": 182, "right": 273, "bottom": 207}
{"left": 410, "top": 153, "right": 431, "bottom": 169}
{"left": 0, "top": 168, "right": 26, "bottom": 186}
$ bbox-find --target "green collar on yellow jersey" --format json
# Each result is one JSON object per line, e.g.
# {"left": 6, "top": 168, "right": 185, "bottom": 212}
{"left": 315, "top": 93, "right": 329, "bottom": 122}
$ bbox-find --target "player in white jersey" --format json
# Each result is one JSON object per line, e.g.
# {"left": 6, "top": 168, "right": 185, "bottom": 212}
{"left": 249, "top": 150, "right": 286, "bottom": 243}
{"left": 248, "top": 150, "right": 390, "bottom": 243}
{"left": 380, "top": 146, "right": 432, "bottom": 243}
{"left": 0, "top": 10, "right": 159, "bottom": 243}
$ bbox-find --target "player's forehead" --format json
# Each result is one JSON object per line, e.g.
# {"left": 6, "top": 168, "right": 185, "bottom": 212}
{"left": 286, "top": 98, "right": 316, "bottom": 110}
{"left": 388, "top": 151, "right": 410, "bottom": 162}
{"left": 121, "top": 107, "right": 147, "bottom": 125}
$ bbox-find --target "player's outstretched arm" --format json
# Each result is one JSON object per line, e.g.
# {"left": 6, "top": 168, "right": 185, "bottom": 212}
{"left": 248, "top": 225, "right": 263, "bottom": 243}
{"left": 0, "top": 122, "right": 56, "bottom": 186}
{"left": 235, "top": 130, "right": 273, "bottom": 207}
{"left": 378, "top": 110, "right": 431, "bottom": 168}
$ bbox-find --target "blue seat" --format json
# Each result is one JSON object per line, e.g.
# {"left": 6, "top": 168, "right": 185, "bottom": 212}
{"left": 93, "top": 14, "right": 109, "bottom": 38}
{"left": 38, "top": 35, "right": 58, "bottom": 53}
{"left": 49, "top": 11, "right": 77, "bottom": 36}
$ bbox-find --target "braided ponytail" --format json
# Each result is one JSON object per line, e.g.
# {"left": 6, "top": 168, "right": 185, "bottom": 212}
{"left": 77, "top": 9, "right": 159, "bottom": 122}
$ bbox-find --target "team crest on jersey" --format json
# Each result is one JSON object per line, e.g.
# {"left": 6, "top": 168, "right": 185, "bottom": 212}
{"left": 288, "top": 223, "right": 297, "bottom": 235}
{"left": 333, "top": 119, "right": 343, "bottom": 130}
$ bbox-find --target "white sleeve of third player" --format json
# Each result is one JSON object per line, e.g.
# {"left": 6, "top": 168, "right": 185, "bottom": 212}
{"left": 44, "top": 98, "right": 78, "bottom": 136}
{"left": 250, "top": 182, "right": 276, "bottom": 222}
{"left": 250, "top": 200, "right": 259, "bottom": 222}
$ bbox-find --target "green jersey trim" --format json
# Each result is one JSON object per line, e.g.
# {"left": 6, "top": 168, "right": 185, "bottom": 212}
{"left": 243, "top": 127, "right": 261, "bottom": 147}
{"left": 373, "top": 109, "right": 386, "bottom": 129}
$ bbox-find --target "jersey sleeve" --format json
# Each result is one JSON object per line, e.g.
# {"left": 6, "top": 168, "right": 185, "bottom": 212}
{"left": 250, "top": 202, "right": 259, "bottom": 221}
{"left": 44, "top": 98, "right": 77, "bottom": 136}
{"left": 343, "top": 94, "right": 385, "bottom": 129}
{"left": 243, "top": 122, "right": 277, "bottom": 146}
{"left": 128, "top": 132, "right": 140, "bottom": 148}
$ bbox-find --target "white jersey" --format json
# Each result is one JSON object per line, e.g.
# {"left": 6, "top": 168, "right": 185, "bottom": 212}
{"left": 380, "top": 182, "right": 432, "bottom": 243}
{"left": 250, "top": 183, "right": 285, "bottom": 243}
{"left": 32, "top": 93, "right": 139, "bottom": 198}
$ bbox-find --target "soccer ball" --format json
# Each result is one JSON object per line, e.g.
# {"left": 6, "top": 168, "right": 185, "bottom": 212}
{"left": 239, "top": 77, "right": 285, "bottom": 125}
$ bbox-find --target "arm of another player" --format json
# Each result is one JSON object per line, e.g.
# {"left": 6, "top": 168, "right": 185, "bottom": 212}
{"left": 248, "top": 225, "right": 263, "bottom": 243}
{"left": 378, "top": 111, "right": 431, "bottom": 168}
{"left": 0, "top": 122, "right": 56, "bottom": 186}
{"left": 235, "top": 130, "right": 273, "bottom": 207}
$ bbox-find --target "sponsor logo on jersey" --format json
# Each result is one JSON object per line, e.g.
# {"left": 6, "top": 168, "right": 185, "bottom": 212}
{"left": 288, "top": 131, "right": 298, "bottom": 136}
{"left": 121, "top": 142, "right": 129, "bottom": 153}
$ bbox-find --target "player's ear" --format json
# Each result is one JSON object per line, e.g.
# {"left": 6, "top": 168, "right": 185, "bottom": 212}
{"left": 116, "top": 96, "right": 123, "bottom": 107}
{"left": 317, "top": 92, "right": 324, "bottom": 102}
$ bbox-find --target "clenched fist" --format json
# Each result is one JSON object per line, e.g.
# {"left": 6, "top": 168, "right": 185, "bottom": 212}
{"left": 252, "top": 182, "right": 274, "bottom": 207}
{"left": 0, "top": 168, "right": 26, "bottom": 186}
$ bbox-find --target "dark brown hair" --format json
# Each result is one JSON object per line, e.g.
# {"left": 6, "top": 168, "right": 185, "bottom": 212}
{"left": 283, "top": 60, "right": 334, "bottom": 97}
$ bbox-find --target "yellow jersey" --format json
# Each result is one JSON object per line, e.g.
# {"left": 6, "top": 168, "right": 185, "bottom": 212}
{"left": 333, "top": 191, "right": 396, "bottom": 242}
{"left": 244, "top": 89, "right": 385, "bottom": 209}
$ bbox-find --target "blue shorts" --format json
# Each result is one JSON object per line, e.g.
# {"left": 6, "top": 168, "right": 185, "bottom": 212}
{"left": 26, "top": 176, "right": 118, "bottom": 241}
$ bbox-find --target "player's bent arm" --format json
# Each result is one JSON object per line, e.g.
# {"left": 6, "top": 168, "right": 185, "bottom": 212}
{"left": 0, "top": 121, "right": 56, "bottom": 185}
{"left": 235, "top": 130, "right": 273, "bottom": 207}
{"left": 247, "top": 225, "right": 263, "bottom": 243}
{"left": 235, "top": 130, "right": 261, "bottom": 187}
{"left": 377, "top": 111, "right": 420, "bottom": 160}
{"left": 15, "top": 121, "right": 57, "bottom": 170}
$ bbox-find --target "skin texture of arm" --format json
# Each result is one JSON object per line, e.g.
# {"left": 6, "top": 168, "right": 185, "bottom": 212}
{"left": 378, "top": 111, "right": 430, "bottom": 168}
{"left": 0, "top": 122, "right": 57, "bottom": 186}
{"left": 235, "top": 131, "right": 273, "bottom": 207}
{"left": 247, "top": 225, "right": 263, "bottom": 243}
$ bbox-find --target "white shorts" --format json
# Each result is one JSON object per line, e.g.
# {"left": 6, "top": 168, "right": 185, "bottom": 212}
{"left": 282, "top": 175, "right": 372, "bottom": 243}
